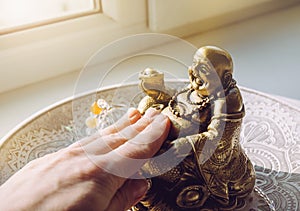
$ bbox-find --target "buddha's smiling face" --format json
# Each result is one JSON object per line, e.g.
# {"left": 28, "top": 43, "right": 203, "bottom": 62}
{"left": 189, "top": 46, "right": 233, "bottom": 97}
{"left": 189, "top": 58, "right": 222, "bottom": 97}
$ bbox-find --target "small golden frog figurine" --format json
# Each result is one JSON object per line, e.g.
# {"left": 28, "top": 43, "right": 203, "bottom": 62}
{"left": 134, "top": 46, "right": 256, "bottom": 211}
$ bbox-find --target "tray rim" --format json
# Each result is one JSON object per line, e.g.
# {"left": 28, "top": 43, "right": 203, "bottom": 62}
{"left": 1, "top": 79, "right": 299, "bottom": 147}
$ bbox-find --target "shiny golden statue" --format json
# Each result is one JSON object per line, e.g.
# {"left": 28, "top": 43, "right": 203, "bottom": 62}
{"left": 134, "top": 46, "right": 255, "bottom": 210}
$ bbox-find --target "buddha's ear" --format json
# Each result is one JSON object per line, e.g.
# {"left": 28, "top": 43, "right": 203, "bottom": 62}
{"left": 222, "top": 71, "right": 232, "bottom": 89}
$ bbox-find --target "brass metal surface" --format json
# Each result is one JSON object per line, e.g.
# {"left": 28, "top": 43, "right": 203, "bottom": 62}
{"left": 135, "top": 46, "right": 256, "bottom": 210}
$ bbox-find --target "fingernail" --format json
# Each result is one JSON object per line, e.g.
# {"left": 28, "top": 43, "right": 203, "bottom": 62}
{"left": 129, "top": 110, "right": 141, "bottom": 124}
{"left": 128, "top": 108, "right": 139, "bottom": 118}
{"left": 132, "top": 179, "right": 148, "bottom": 201}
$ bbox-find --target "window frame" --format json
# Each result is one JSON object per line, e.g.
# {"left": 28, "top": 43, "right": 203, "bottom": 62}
{"left": 0, "top": 0, "right": 102, "bottom": 35}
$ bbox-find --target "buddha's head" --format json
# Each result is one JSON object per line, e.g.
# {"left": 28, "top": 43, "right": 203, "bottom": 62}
{"left": 189, "top": 46, "right": 233, "bottom": 96}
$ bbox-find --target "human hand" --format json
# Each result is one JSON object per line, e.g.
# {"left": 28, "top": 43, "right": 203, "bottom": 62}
{"left": 0, "top": 108, "right": 170, "bottom": 211}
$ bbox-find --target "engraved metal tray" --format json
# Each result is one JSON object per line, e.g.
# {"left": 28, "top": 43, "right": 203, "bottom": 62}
{"left": 0, "top": 82, "right": 299, "bottom": 210}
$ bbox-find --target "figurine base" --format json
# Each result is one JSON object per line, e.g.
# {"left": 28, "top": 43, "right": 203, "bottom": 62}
{"left": 132, "top": 187, "right": 272, "bottom": 211}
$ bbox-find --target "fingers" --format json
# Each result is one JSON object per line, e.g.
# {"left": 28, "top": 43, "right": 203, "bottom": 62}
{"left": 82, "top": 108, "right": 163, "bottom": 155}
{"left": 78, "top": 108, "right": 141, "bottom": 147}
{"left": 69, "top": 108, "right": 169, "bottom": 210}
{"left": 101, "top": 108, "right": 142, "bottom": 136}
{"left": 104, "top": 179, "right": 148, "bottom": 211}
{"left": 96, "top": 111, "right": 170, "bottom": 178}
{"left": 113, "top": 111, "right": 170, "bottom": 159}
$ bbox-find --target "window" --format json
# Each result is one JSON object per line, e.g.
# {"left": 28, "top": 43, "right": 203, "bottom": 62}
{"left": 0, "top": 0, "right": 148, "bottom": 93}
{"left": 0, "top": 0, "right": 100, "bottom": 35}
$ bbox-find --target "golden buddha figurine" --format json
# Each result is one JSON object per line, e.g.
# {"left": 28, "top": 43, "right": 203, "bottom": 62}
{"left": 134, "top": 46, "right": 256, "bottom": 210}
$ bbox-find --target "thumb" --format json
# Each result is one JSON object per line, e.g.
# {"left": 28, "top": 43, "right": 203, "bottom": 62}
{"left": 105, "top": 179, "right": 148, "bottom": 211}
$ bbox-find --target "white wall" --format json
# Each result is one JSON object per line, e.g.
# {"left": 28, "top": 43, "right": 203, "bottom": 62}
{"left": 187, "top": 5, "right": 300, "bottom": 99}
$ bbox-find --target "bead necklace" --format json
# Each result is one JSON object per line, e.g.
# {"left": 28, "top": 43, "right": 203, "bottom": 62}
{"left": 169, "top": 88, "right": 212, "bottom": 117}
